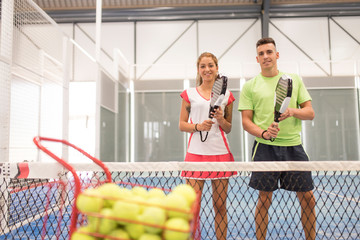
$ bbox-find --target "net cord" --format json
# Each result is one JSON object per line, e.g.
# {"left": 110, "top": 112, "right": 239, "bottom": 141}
{"left": 4, "top": 161, "right": 360, "bottom": 178}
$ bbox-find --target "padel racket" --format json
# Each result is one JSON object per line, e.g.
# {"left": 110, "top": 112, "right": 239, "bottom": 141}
{"left": 270, "top": 74, "right": 292, "bottom": 142}
{"left": 200, "top": 74, "right": 228, "bottom": 142}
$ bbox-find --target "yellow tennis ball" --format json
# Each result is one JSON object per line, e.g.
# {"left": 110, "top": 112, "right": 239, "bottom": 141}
{"left": 138, "top": 233, "right": 162, "bottom": 240}
{"left": 71, "top": 226, "right": 96, "bottom": 240}
{"left": 140, "top": 206, "right": 166, "bottom": 234}
{"left": 132, "top": 186, "right": 149, "bottom": 199}
{"left": 76, "top": 188, "right": 103, "bottom": 213}
{"left": 104, "top": 228, "right": 131, "bottom": 240}
{"left": 165, "top": 192, "right": 191, "bottom": 220}
{"left": 148, "top": 188, "right": 166, "bottom": 199}
{"left": 172, "top": 184, "right": 197, "bottom": 207}
{"left": 97, "top": 183, "right": 132, "bottom": 208}
{"left": 112, "top": 200, "right": 141, "bottom": 225}
{"left": 163, "top": 218, "right": 190, "bottom": 240}
{"left": 88, "top": 208, "right": 117, "bottom": 235}
{"left": 147, "top": 197, "right": 166, "bottom": 208}
{"left": 132, "top": 195, "right": 148, "bottom": 214}
{"left": 125, "top": 219, "right": 145, "bottom": 239}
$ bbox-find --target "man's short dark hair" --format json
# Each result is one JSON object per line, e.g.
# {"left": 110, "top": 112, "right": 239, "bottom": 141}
{"left": 256, "top": 37, "right": 276, "bottom": 48}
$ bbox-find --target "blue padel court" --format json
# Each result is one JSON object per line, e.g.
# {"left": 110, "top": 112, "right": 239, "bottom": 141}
{"left": 1, "top": 173, "right": 359, "bottom": 240}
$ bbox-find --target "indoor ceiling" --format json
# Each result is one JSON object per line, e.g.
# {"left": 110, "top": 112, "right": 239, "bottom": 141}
{"left": 33, "top": 0, "right": 360, "bottom": 23}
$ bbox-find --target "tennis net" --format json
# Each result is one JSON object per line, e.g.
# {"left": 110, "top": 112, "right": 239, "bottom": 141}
{"left": 0, "top": 161, "right": 359, "bottom": 239}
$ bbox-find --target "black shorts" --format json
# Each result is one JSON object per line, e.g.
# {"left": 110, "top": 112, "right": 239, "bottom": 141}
{"left": 249, "top": 141, "right": 314, "bottom": 192}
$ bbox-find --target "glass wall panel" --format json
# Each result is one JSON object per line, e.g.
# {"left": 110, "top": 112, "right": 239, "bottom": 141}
{"left": 304, "top": 89, "right": 360, "bottom": 161}
{"left": 134, "top": 90, "right": 246, "bottom": 162}
{"left": 228, "top": 90, "right": 244, "bottom": 162}
{"left": 135, "top": 92, "right": 184, "bottom": 162}
{"left": 117, "top": 84, "right": 128, "bottom": 162}
{"left": 100, "top": 81, "right": 128, "bottom": 162}
{"left": 100, "top": 107, "right": 115, "bottom": 162}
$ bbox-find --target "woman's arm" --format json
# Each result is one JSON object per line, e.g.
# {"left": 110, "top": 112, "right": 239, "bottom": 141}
{"left": 179, "top": 99, "right": 214, "bottom": 133}
{"left": 179, "top": 99, "right": 196, "bottom": 133}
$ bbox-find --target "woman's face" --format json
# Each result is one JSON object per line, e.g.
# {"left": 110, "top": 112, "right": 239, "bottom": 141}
{"left": 198, "top": 56, "right": 218, "bottom": 83}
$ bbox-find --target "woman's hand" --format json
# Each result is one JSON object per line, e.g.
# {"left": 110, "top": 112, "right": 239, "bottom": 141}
{"left": 211, "top": 107, "right": 225, "bottom": 123}
{"left": 197, "top": 119, "right": 214, "bottom": 131}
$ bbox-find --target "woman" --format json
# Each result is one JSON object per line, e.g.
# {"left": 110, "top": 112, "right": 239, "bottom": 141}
{"left": 179, "top": 52, "right": 236, "bottom": 240}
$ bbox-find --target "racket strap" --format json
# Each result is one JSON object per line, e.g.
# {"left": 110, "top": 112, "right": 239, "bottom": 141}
{"left": 200, "top": 131, "right": 209, "bottom": 142}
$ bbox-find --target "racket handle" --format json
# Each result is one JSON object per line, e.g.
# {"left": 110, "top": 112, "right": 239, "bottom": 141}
{"left": 274, "top": 111, "right": 282, "bottom": 122}
{"left": 208, "top": 105, "right": 220, "bottom": 119}
{"left": 270, "top": 122, "right": 279, "bottom": 142}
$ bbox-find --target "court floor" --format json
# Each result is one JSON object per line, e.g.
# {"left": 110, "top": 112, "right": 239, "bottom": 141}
{"left": 1, "top": 173, "right": 359, "bottom": 240}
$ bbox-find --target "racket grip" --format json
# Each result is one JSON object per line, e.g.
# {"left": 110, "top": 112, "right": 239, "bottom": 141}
{"left": 208, "top": 105, "right": 220, "bottom": 119}
{"left": 274, "top": 111, "right": 281, "bottom": 122}
{"left": 208, "top": 106, "right": 215, "bottom": 119}
{"left": 270, "top": 122, "right": 279, "bottom": 142}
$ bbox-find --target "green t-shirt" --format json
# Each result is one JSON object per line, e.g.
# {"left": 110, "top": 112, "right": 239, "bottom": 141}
{"left": 238, "top": 71, "right": 312, "bottom": 146}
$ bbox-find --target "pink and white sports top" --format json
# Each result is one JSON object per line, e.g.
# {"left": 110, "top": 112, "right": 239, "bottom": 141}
{"left": 180, "top": 88, "right": 235, "bottom": 156}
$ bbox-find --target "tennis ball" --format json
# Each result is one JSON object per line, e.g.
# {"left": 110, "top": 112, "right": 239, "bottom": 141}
{"left": 163, "top": 218, "right": 190, "bottom": 240}
{"left": 172, "top": 184, "right": 197, "bottom": 207}
{"left": 148, "top": 188, "right": 166, "bottom": 199}
{"left": 164, "top": 192, "right": 191, "bottom": 219}
{"left": 132, "top": 195, "right": 148, "bottom": 214}
{"left": 76, "top": 188, "right": 103, "bottom": 213}
{"left": 97, "top": 183, "right": 132, "bottom": 208}
{"left": 147, "top": 197, "right": 166, "bottom": 207}
{"left": 88, "top": 208, "right": 117, "bottom": 235}
{"left": 139, "top": 206, "right": 166, "bottom": 234}
{"left": 104, "top": 228, "right": 131, "bottom": 240}
{"left": 132, "top": 186, "right": 149, "bottom": 199}
{"left": 138, "top": 233, "right": 162, "bottom": 240}
{"left": 112, "top": 199, "right": 141, "bottom": 225}
{"left": 71, "top": 226, "right": 96, "bottom": 240}
{"left": 125, "top": 218, "right": 145, "bottom": 239}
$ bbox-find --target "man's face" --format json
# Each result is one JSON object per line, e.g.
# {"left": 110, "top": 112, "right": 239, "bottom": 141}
{"left": 256, "top": 43, "right": 279, "bottom": 70}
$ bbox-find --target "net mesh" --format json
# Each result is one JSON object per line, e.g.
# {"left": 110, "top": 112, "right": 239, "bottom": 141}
{"left": 1, "top": 0, "right": 67, "bottom": 164}
{"left": 12, "top": 0, "right": 64, "bottom": 83}
{"left": 0, "top": 161, "right": 359, "bottom": 240}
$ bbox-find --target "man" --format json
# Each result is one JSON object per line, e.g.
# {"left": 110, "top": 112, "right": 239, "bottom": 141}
{"left": 238, "top": 37, "right": 316, "bottom": 240}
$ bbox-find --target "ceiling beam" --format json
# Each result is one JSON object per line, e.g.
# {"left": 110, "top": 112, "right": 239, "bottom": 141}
{"left": 42, "top": 2, "right": 360, "bottom": 23}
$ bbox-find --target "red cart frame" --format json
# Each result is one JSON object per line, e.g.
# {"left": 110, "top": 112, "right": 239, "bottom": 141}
{"left": 33, "top": 136, "right": 200, "bottom": 240}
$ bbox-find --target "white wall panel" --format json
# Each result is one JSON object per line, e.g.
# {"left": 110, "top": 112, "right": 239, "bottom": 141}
{"left": 271, "top": 18, "right": 330, "bottom": 62}
{"left": 332, "top": 16, "right": 360, "bottom": 43}
{"left": 136, "top": 21, "right": 197, "bottom": 81}
{"left": 270, "top": 18, "right": 331, "bottom": 77}
{"left": 330, "top": 18, "right": 360, "bottom": 76}
{"left": 72, "top": 23, "right": 97, "bottom": 82}
{"left": 60, "top": 16, "right": 360, "bottom": 85}
{"left": 102, "top": 22, "right": 134, "bottom": 65}
{"left": 9, "top": 78, "right": 40, "bottom": 162}
{"left": 58, "top": 23, "right": 74, "bottom": 38}
{"left": 199, "top": 19, "right": 261, "bottom": 79}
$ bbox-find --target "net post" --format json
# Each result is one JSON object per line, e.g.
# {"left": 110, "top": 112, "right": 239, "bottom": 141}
{"left": 0, "top": 0, "right": 14, "bottom": 234}
{"left": 0, "top": 163, "right": 11, "bottom": 234}
{"left": 0, "top": 0, "right": 14, "bottom": 164}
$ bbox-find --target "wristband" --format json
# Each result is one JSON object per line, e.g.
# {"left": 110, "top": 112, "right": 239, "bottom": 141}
{"left": 195, "top": 123, "right": 199, "bottom": 132}
{"left": 261, "top": 130, "right": 269, "bottom": 140}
